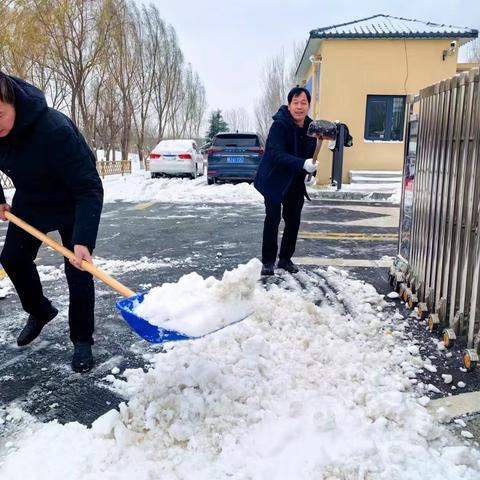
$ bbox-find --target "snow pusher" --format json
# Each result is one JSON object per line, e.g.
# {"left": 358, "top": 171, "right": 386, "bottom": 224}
{"left": 306, "top": 119, "right": 338, "bottom": 165}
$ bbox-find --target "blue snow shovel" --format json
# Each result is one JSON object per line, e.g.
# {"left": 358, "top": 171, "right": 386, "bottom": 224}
{"left": 116, "top": 293, "right": 190, "bottom": 343}
{"left": 117, "top": 293, "right": 254, "bottom": 343}
{"left": 5, "top": 211, "right": 189, "bottom": 343}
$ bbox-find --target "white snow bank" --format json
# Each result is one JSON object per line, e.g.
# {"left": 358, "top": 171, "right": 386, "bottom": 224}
{"left": 134, "top": 259, "right": 261, "bottom": 337}
{"left": 1, "top": 264, "right": 479, "bottom": 480}
{"left": 0, "top": 275, "right": 12, "bottom": 299}
{"left": 102, "top": 172, "right": 263, "bottom": 204}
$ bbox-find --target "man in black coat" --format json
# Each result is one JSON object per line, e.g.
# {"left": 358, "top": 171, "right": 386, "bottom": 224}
{"left": 0, "top": 73, "right": 103, "bottom": 372}
{"left": 254, "top": 87, "right": 321, "bottom": 276}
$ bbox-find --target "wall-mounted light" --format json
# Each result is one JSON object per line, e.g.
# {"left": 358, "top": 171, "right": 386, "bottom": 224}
{"left": 442, "top": 41, "right": 457, "bottom": 61}
{"left": 309, "top": 54, "right": 322, "bottom": 64}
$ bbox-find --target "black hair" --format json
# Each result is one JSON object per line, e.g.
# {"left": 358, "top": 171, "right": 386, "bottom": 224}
{"left": 287, "top": 86, "right": 311, "bottom": 104}
{"left": 0, "top": 73, "right": 15, "bottom": 105}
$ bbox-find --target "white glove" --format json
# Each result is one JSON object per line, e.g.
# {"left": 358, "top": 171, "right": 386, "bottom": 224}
{"left": 303, "top": 158, "right": 316, "bottom": 173}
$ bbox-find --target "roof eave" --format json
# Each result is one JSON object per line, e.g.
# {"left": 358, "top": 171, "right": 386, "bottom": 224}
{"left": 309, "top": 31, "right": 479, "bottom": 40}
{"left": 295, "top": 37, "right": 322, "bottom": 83}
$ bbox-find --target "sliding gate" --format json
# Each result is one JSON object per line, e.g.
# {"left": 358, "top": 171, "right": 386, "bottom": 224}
{"left": 391, "top": 68, "right": 480, "bottom": 370}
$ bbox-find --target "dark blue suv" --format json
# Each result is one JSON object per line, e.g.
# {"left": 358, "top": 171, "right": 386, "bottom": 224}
{"left": 207, "top": 132, "right": 264, "bottom": 184}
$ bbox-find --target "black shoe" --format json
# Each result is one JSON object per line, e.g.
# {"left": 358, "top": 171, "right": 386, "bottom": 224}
{"left": 17, "top": 306, "right": 58, "bottom": 346}
{"left": 72, "top": 342, "right": 94, "bottom": 373}
{"left": 261, "top": 263, "right": 275, "bottom": 276}
{"left": 277, "top": 259, "right": 299, "bottom": 274}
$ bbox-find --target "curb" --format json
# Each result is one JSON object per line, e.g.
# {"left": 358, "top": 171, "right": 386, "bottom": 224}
{"left": 307, "top": 190, "right": 398, "bottom": 202}
{"left": 428, "top": 391, "right": 480, "bottom": 418}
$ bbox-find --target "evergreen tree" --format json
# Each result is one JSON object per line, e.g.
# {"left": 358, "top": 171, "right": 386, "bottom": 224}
{"left": 205, "top": 110, "right": 229, "bottom": 145}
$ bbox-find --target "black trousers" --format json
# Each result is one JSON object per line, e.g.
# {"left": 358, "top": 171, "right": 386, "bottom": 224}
{"left": 261, "top": 185, "right": 305, "bottom": 265}
{"left": 0, "top": 222, "right": 95, "bottom": 344}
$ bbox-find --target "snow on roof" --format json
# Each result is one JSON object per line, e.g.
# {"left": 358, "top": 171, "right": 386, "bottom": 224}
{"left": 310, "top": 14, "right": 478, "bottom": 39}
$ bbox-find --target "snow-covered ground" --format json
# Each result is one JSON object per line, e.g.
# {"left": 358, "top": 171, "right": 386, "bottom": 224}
{"left": 1, "top": 264, "right": 479, "bottom": 479}
{"left": 102, "top": 171, "right": 263, "bottom": 204}
{"left": 1, "top": 172, "right": 475, "bottom": 479}
{"left": 3, "top": 161, "right": 401, "bottom": 206}
{"left": 314, "top": 182, "right": 402, "bottom": 203}
{"left": 101, "top": 171, "right": 402, "bottom": 205}
{"left": 342, "top": 182, "right": 401, "bottom": 203}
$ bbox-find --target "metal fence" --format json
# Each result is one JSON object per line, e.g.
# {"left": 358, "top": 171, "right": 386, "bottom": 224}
{"left": 1, "top": 161, "right": 132, "bottom": 191}
{"left": 96, "top": 160, "right": 131, "bottom": 178}
{"left": 391, "top": 68, "right": 480, "bottom": 371}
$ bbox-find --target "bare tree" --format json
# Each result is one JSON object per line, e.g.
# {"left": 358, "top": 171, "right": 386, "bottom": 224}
{"left": 107, "top": 0, "right": 138, "bottom": 161}
{"left": 95, "top": 75, "right": 123, "bottom": 161}
{"left": 289, "top": 41, "right": 305, "bottom": 84}
{"left": 33, "top": 0, "right": 113, "bottom": 144}
{"left": 255, "top": 42, "right": 304, "bottom": 139}
{"left": 254, "top": 50, "right": 288, "bottom": 140}
{"left": 1, "top": 2, "right": 70, "bottom": 110}
{"left": 186, "top": 71, "right": 207, "bottom": 138}
{"left": 32, "top": 64, "right": 70, "bottom": 111}
{"left": 129, "top": 3, "right": 159, "bottom": 166}
{"left": 1, "top": 1, "right": 45, "bottom": 78}
{"left": 2, "top": 0, "right": 207, "bottom": 161}
{"left": 223, "top": 108, "right": 252, "bottom": 133}
{"left": 0, "top": 1, "right": 15, "bottom": 51}
{"left": 168, "top": 65, "right": 206, "bottom": 139}
{"left": 152, "top": 21, "right": 183, "bottom": 141}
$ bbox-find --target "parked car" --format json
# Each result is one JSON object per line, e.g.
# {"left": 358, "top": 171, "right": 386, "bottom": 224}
{"left": 207, "top": 132, "right": 264, "bottom": 184}
{"left": 149, "top": 139, "right": 204, "bottom": 179}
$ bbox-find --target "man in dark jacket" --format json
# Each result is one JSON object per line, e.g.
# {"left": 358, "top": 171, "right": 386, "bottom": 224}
{"left": 0, "top": 73, "right": 103, "bottom": 372}
{"left": 254, "top": 87, "right": 321, "bottom": 276}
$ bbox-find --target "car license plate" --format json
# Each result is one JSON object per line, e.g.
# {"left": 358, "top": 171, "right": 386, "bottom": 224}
{"left": 226, "top": 157, "right": 244, "bottom": 163}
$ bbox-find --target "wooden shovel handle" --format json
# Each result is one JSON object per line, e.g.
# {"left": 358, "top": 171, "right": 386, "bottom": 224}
{"left": 5, "top": 211, "right": 135, "bottom": 298}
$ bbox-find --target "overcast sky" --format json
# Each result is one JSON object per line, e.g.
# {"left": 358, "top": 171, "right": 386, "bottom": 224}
{"left": 148, "top": 0, "right": 480, "bottom": 121}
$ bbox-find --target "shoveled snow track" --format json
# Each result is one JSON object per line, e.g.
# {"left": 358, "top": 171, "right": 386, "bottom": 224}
{"left": 261, "top": 267, "right": 350, "bottom": 317}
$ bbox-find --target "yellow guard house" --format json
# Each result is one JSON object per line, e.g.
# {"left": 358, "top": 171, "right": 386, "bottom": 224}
{"left": 295, "top": 14, "right": 478, "bottom": 185}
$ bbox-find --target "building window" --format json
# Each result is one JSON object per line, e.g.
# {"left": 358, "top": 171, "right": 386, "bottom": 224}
{"left": 305, "top": 77, "right": 313, "bottom": 96}
{"left": 365, "top": 95, "right": 406, "bottom": 141}
{"left": 305, "top": 77, "right": 313, "bottom": 116}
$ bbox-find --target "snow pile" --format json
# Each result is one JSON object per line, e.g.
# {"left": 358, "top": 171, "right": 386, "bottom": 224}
{"left": 387, "top": 291, "right": 400, "bottom": 299}
{"left": 37, "top": 265, "right": 65, "bottom": 282}
{"left": 0, "top": 275, "right": 12, "bottom": 299}
{"left": 5, "top": 169, "right": 386, "bottom": 206}
{"left": 1, "top": 265, "right": 479, "bottom": 479}
{"left": 102, "top": 172, "right": 262, "bottom": 204}
{"left": 134, "top": 259, "right": 261, "bottom": 336}
{"left": 387, "top": 189, "right": 402, "bottom": 204}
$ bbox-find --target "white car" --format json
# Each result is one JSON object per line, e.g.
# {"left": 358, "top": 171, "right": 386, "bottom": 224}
{"left": 149, "top": 139, "right": 204, "bottom": 179}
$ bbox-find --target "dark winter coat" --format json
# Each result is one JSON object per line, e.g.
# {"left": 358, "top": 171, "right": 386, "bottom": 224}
{"left": 0, "top": 75, "right": 103, "bottom": 248}
{"left": 254, "top": 106, "right": 317, "bottom": 203}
